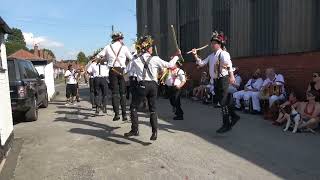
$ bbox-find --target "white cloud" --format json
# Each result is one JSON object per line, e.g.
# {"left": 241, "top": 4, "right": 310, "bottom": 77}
{"left": 23, "top": 32, "right": 64, "bottom": 48}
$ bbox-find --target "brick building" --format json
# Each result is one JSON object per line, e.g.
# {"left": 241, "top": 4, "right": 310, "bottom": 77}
{"left": 136, "top": 0, "right": 320, "bottom": 97}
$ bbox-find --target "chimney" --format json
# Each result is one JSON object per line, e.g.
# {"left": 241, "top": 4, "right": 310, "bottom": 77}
{"left": 34, "top": 44, "right": 39, "bottom": 57}
{"left": 39, "top": 49, "right": 44, "bottom": 59}
{"left": 44, "top": 51, "right": 48, "bottom": 59}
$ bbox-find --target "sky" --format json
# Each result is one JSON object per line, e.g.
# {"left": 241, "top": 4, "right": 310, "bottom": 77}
{"left": 0, "top": 0, "right": 137, "bottom": 60}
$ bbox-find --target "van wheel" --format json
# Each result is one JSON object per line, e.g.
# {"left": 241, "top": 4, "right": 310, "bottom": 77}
{"left": 40, "top": 92, "right": 49, "bottom": 108}
{"left": 25, "top": 97, "right": 38, "bottom": 121}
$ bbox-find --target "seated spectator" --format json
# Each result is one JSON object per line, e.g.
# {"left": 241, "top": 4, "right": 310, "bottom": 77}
{"left": 272, "top": 91, "right": 299, "bottom": 126}
{"left": 192, "top": 71, "right": 209, "bottom": 100}
{"left": 283, "top": 90, "right": 320, "bottom": 131}
{"left": 307, "top": 72, "right": 320, "bottom": 102}
{"left": 228, "top": 67, "right": 242, "bottom": 94}
{"left": 233, "top": 69, "right": 263, "bottom": 113}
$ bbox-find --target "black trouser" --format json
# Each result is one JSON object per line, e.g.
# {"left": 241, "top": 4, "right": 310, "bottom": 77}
{"left": 214, "top": 76, "right": 238, "bottom": 127}
{"left": 94, "top": 77, "right": 108, "bottom": 108}
{"left": 109, "top": 68, "right": 126, "bottom": 117}
{"left": 129, "top": 76, "right": 138, "bottom": 105}
{"left": 130, "top": 81, "right": 158, "bottom": 133}
{"left": 89, "top": 78, "right": 95, "bottom": 106}
{"left": 167, "top": 86, "right": 183, "bottom": 117}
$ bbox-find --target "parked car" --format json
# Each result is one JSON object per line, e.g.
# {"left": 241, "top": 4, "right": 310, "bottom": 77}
{"left": 7, "top": 58, "right": 48, "bottom": 121}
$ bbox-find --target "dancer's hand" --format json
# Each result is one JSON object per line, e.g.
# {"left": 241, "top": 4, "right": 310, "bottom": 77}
{"left": 191, "top": 48, "right": 197, "bottom": 56}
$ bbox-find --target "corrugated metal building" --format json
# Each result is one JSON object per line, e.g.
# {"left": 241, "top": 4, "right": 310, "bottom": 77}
{"left": 136, "top": 0, "right": 320, "bottom": 60}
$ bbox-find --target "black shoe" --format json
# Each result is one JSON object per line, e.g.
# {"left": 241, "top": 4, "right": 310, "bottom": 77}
{"left": 113, "top": 115, "right": 120, "bottom": 121}
{"left": 124, "top": 130, "right": 139, "bottom": 137}
{"left": 102, "top": 107, "right": 107, "bottom": 113}
{"left": 230, "top": 115, "right": 240, "bottom": 127}
{"left": 173, "top": 116, "right": 184, "bottom": 120}
{"left": 216, "top": 125, "right": 231, "bottom": 134}
{"left": 76, "top": 98, "right": 80, "bottom": 102}
{"left": 95, "top": 107, "right": 100, "bottom": 115}
{"left": 92, "top": 105, "right": 96, "bottom": 109}
{"left": 150, "top": 131, "right": 157, "bottom": 141}
{"left": 122, "top": 116, "right": 128, "bottom": 121}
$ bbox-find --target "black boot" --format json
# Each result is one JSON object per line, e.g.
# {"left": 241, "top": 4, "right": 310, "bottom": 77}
{"left": 122, "top": 115, "right": 128, "bottom": 121}
{"left": 102, "top": 106, "right": 107, "bottom": 114}
{"left": 113, "top": 115, "right": 120, "bottom": 121}
{"left": 216, "top": 116, "right": 231, "bottom": 133}
{"left": 124, "top": 130, "right": 139, "bottom": 137}
{"left": 95, "top": 106, "right": 100, "bottom": 115}
{"left": 230, "top": 113, "right": 240, "bottom": 127}
{"left": 150, "top": 131, "right": 157, "bottom": 141}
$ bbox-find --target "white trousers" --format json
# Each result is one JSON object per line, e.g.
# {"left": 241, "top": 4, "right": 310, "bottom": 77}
{"left": 233, "top": 91, "right": 261, "bottom": 111}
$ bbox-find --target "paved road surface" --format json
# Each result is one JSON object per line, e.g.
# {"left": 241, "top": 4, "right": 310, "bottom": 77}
{"left": 9, "top": 84, "right": 320, "bottom": 180}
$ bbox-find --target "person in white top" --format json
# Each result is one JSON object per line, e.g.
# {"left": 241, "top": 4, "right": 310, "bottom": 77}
{"left": 260, "top": 68, "right": 286, "bottom": 107}
{"left": 97, "top": 32, "right": 133, "bottom": 121}
{"left": 124, "top": 35, "right": 180, "bottom": 140}
{"left": 64, "top": 64, "right": 78, "bottom": 105}
{"left": 228, "top": 67, "right": 242, "bottom": 94}
{"left": 86, "top": 58, "right": 97, "bottom": 108}
{"left": 164, "top": 61, "right": 186, "bottom": 120}
{"left": 87, "top": 58, "right": 109, "bottom": 114}
{"left": 233, "top": 69, "right": 264, "bottom": 113}
{"left": 192, "top": 31, "right": 240, "bottom": 133}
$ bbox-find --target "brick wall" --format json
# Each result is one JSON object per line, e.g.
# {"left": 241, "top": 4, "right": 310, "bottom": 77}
{"left": 182, "top": 51, "right": 320, "bottom": 99}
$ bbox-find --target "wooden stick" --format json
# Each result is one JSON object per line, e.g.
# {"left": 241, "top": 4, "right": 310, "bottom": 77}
{"left": 186, "top": 45, "right": 209, "bottom": 54}
{"left": 170, "top": 25, "right": 185, "bottom": 62}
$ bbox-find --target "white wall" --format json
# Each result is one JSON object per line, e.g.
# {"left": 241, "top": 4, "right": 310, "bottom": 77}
{"left": 0, "top": 32, "right": 14, "bottom": 146}
{"left": 35, "top": 62, "right": 55, "bottom": 101}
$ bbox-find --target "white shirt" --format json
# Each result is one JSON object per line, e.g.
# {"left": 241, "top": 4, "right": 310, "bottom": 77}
{"left": 196, "top": 48, "right": 233, "bottom": 81}
{"left": 262, "top": 74, "right": 285, "bottom": 93}
{"left": 126, "top": 57, "right": 137, "bottom": 77}
{"left": 130, "top": 53, "right": 179, "bottom": 82}
{"left": 245, "top": 78, "right": 264, "bottom": 90}
{"left": 87, "top": 62, "right": 109, "bottom": 77}
{"left": 97, "top": 41, "right": 133, "bottom": 68}
{"left": 228, "top": 74, "right": 242, "bottom": 93}
{"left": 165, "top": 68, "right": 186, "bottom": 87}
{"left": 86, "top": 61, "right": 96, "bottom": 78}
{"left": 64, "top": 70, "right": 77, "bottom": 84}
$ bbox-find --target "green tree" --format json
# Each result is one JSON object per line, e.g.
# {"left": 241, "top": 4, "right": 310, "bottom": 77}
{"left": 5, "top": 28, "right": 28, "bottom": 55}
{"left": 77, "top": 51, "right": 88, "bottom": 65}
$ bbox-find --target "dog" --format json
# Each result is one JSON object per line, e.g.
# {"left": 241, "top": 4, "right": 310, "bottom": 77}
{"left": 283, "top": 105, "right": 301, "bottom": 133}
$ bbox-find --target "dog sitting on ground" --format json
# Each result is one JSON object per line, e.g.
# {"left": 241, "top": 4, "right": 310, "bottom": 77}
{"left": 282, "top": 105, "right": 301, "bottom": 133}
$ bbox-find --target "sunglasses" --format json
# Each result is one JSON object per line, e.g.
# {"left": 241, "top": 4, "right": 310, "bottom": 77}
{"left": 313, "top": 74, "right": 319, "bottom": 78}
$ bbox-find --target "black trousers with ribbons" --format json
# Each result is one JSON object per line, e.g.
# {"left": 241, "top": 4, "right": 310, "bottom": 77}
{"left": 130, "top": 81, "right": 158, "bottom": 133}
{"left": 167, "top": 86, "right": 183, "bottom": 117}
{"left": 214, "top": 76, "right": 238, "bottom": 127}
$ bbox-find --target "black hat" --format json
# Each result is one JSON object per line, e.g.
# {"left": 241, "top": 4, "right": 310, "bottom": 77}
{"left": 111, "top": 32, "right": 124, "bottom": 41}
{"left": 211, "top": 31, "right": 226, "bottom": 45}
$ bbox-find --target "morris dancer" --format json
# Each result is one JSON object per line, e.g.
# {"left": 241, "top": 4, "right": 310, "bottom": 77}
{"left": 124, "top": 35, "right": 181, "bottom": 140}
{"left": 164, "top": 61, "right": 186, "bottom": 120}
{"left": 192, "top": 31, "right": 240, "bottom": 133}
{"left": 97, "top": 32, "right": 133, "bottom": 121}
